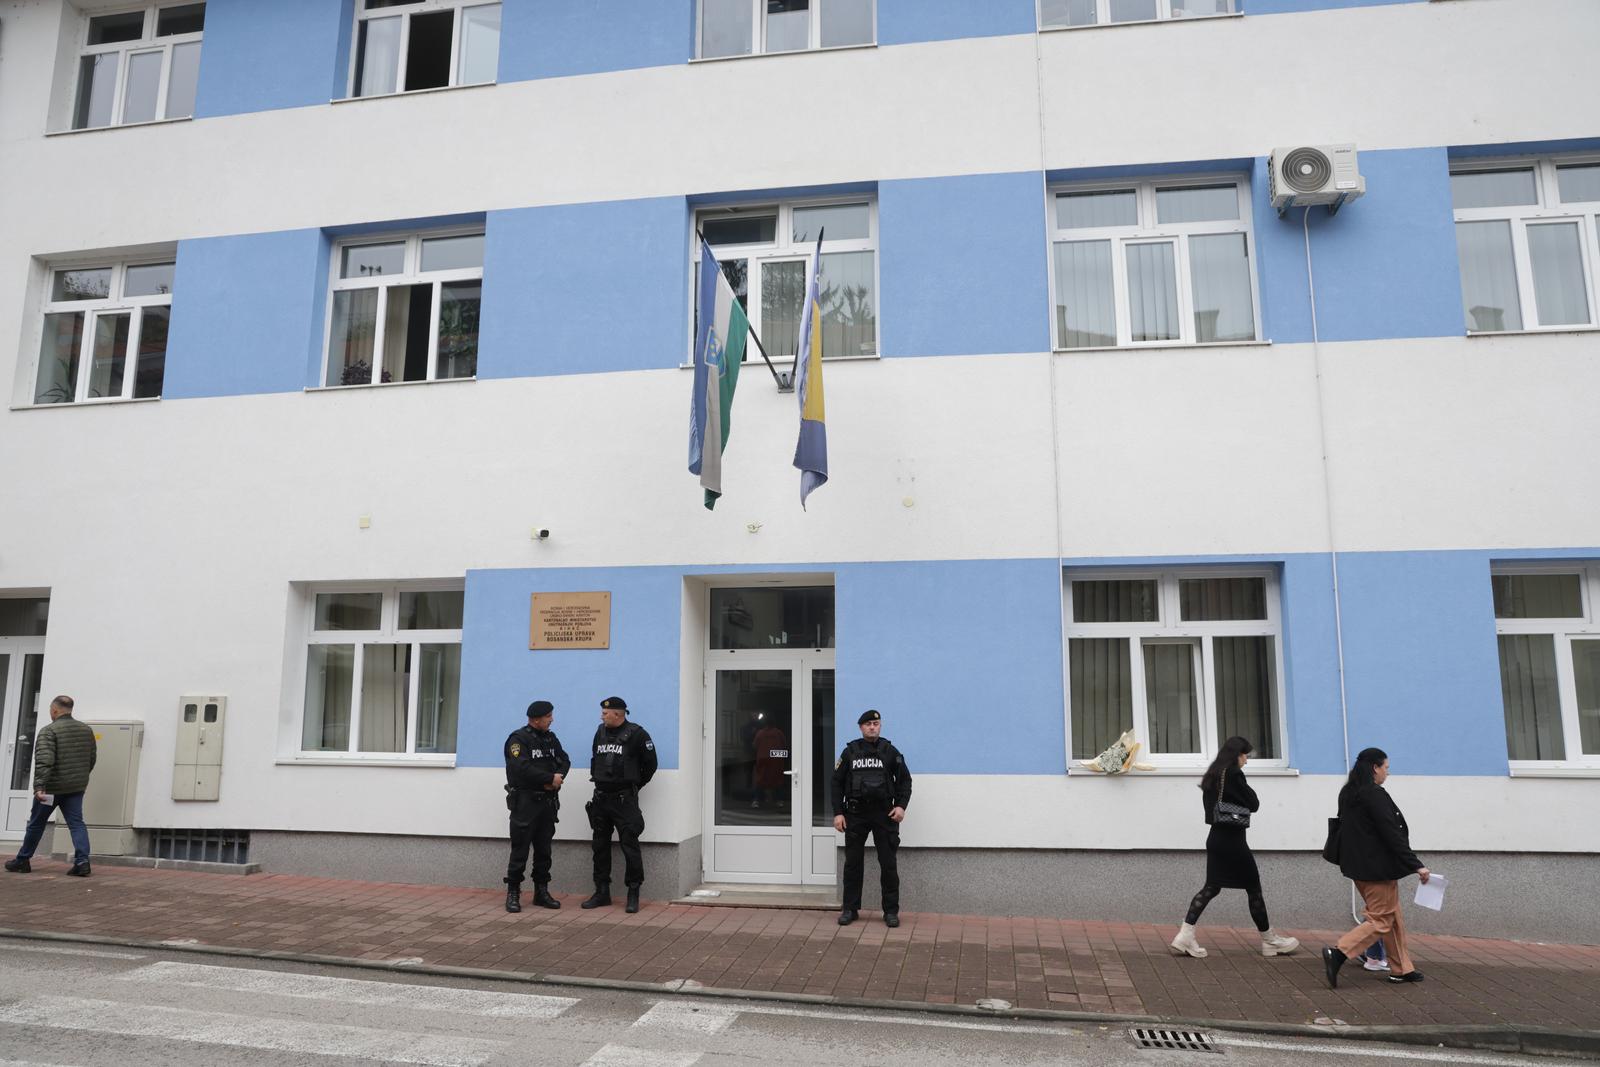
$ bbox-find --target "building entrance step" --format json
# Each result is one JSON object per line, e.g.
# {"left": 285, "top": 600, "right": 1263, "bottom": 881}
{"left": 672, "top": 883, "right": 838, "bottom": 910}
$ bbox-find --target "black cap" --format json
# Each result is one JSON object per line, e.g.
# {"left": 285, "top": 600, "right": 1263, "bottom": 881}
{"left": 601, "top": 696, "right": 628, "bottom": 712}
{"left": 858, "top": 709, "right": 881, "bottom": 725}
{"left": 527, "top": 700, "right": 554, "bottom": 719}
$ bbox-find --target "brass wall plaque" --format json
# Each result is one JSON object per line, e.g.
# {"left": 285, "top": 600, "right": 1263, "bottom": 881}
{"left": 530, "top": 591, "right": 611, "bottom": 650}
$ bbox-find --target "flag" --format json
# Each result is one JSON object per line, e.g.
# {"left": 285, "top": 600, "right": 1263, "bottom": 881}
{"left": 688, "top": 242, "right": 748, "bottom": 510}
{"left": 792, "top": 233, "right": 828, "bottom": 508}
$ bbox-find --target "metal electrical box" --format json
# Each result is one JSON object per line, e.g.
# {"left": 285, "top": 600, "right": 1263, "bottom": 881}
{"left": 49, "top": 719, "right": 143, "bottom": 857}
{"left": 173, "top": 695, "right": 225, "bottom": 801}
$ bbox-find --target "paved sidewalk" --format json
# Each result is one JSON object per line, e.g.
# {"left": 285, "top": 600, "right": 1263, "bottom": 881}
{"left": 3, "top": 860, "right": 1599, "bottom": 1041}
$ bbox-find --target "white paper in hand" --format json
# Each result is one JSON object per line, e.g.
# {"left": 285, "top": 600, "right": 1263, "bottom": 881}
{"left": 1414, "top": 873, "right": 1448, "bottom": 911}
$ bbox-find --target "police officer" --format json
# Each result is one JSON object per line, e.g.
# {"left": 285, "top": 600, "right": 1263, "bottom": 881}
{"left": 583, "top": 696, "right": 656, "bottom": 913}
{"left": 832, "top": 709, "right": 912, "bottom": 928}
{"left": 504, "top": 700, "right": 571, "bottom": 913}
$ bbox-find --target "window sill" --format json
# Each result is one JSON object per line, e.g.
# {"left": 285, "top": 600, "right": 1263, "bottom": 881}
{"left": 690, "top": 42, "right": 876, "bottom": 65}
{"left": 1067, "top": 766, "right": 1298, "bottom": 777}
{"left": 1054, "top": 339, "right": 1270, "bottom": 355}
{"left": 1507, "top": 766, "right": 1600, "bottom": 779}
{"left": 306, "top": 377, "right": 475, "bottom": 394}
{"left": 277, "top": 756, "right": 457, "bottom": 768}
{"left": 1466, "top": 326, "right": 1600, "bottom": 339}
{"left": 10, "top": 396, "right": 161, "bottom": 412}
{"left": 1038, "top": 12, "right": 1242, "bottom": 34}
{"left": 45, "top": 115, "right": 194, "bottom": 137}
{"left": 332, "top": 81, "right": 495, "bottom": 106}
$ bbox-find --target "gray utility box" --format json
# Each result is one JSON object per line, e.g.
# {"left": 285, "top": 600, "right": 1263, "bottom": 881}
{"left": 173, "top": 694, "right": 225, "bottom": 801}
{"left": 50, "top": 719, "right": 143, "bottom": 857}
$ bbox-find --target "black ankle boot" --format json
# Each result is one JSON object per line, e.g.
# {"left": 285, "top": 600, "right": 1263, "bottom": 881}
{"left": 533, "top": 884, "right": 561, "bottom": 909}
{"left": 505, "top": 885, "right": 521, "bottom": 913}
{"left": 581, "top": 883, "right": 612, "bottom": 909}
{"left": 625, "top": 886, "right": 640, "bottom": 914}
{"left": 1322, "top": 946, "right": 1347, "bottom": 989}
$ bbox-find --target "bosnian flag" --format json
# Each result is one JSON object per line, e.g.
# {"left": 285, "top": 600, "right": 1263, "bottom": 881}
{"left": 792, "top": 233, "right": 828, "bottom": 508}
{"left": 688, "top": 241, "right": 748, "bottom": 510}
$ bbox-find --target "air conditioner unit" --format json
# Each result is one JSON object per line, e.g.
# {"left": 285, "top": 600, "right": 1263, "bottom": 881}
{"left": 1270, "top": 144, "right": 1365, "bottom": 216}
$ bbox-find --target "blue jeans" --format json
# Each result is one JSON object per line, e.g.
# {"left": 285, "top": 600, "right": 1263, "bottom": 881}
{"left": 15, "top": 792, "right": 90, "bottom": 867}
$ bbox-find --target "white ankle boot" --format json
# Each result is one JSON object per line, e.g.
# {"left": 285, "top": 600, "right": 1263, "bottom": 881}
{"left": 1261, "top": 929, "right": 1300, "bottom": 956}
{"left": 1170, "top": 922, "right": 1207, "bottom": 958}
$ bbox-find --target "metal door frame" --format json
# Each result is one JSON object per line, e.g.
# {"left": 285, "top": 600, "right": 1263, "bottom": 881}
{"left": 0, "top": 638, "right": 47, "bottom": 835}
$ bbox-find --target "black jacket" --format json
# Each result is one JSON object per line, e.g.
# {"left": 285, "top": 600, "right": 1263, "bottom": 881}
{"left": 1337, "top": 783, "right": 1423, "bottom": 882}
{"left": 504, "top": 725, "right": 571, "bottom": 792}
{"left": 832, "top": 737, "right": 912, "bottom": 816}
{"left": 1201, "top": 766, "right": 1259, "bottom": 826}
{"left": 590, "top": 720, "right": 657, "bottom": 788}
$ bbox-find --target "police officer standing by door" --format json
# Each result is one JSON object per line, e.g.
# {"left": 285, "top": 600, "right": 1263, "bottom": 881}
{"left": 583, "top": 696, "right": 656, "bottom": 913}
{"left": 832, "top": 709, "right": 912, "bottom": 928}
{"left": 504, "top": 700, "right": 571, "bottom": 913}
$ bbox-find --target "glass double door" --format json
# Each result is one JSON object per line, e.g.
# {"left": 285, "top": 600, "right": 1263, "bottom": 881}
{"left": 705, "top": 656, "right": 836, "bottom": 884}
{"left": 1, "top": 648, "right": 46, "bottom": 833}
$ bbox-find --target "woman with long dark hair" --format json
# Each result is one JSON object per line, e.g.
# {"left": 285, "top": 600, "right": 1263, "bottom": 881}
{"left": 1170, "top": 736, "right": 1300, "bottom": 958}
{"left": 1322, "top": 747, "right": 1430, "bottom": 986}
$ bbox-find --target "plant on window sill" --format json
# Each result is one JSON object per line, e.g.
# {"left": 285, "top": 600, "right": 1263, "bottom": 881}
{"left": 340, "top": 360, "right": 392, "bottom": 386}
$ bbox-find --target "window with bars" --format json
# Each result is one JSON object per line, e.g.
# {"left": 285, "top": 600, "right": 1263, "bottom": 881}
{"left": 33, "top": 260, "right": 173, "bottom": 405}
{"left": 350, "top": 0, "right": 501, "bottom": 98}
{"left": 1492, "top": 566, "right": 1600, "bottom": 768}
{"left": 1065, "top": 571, "right": 1287, "bottom": 765}
{"left": 71, "top": 3, "right": 205, "bottom": 130}
{"left": 1039, "top": 0, "right": 1236, "bottom": 30}
{"left": 697, "top": 0, "right": 874, "bottom": 59}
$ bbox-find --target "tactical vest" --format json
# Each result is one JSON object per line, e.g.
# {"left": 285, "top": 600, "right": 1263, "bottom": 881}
{"left": 845, "top": 740, "right": 895, "bottom": 803}
{"left": 506, "top": 725, "right": 563, "bottom": 788}
{"left": 592, "top": 722, "right": 643, "bottom": 785}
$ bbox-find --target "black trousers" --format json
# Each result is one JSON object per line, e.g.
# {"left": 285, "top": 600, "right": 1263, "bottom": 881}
{"left": 588, "top": 789, "right": 645, "bottom": 888}
{"left": 506, "top": 791, "right": 558, "bottom": 888}
{"left": 841, "top": 802, "right": 899, "bottom": 912}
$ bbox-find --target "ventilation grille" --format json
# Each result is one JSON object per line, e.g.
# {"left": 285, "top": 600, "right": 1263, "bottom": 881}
{"left": 1279, "top": 146, "right": 1333, "bottom": 192}
{"left": 1130, "top": 1028, "right": 1218, "bottom": 1053}
{"left": 149, "top": 829, "right": 251, "bottom": 864}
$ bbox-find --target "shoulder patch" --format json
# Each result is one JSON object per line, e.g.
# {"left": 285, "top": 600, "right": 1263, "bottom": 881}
{"left": 509, "top": 743, "right": 522, "bottom": 758}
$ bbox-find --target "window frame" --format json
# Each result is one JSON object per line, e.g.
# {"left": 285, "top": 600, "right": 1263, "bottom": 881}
{"left": 319, "top": 226, "right": 485, "bottom": 388}
{"left": 1047, "top": 174, "right": 1262, "bottom": 351}
{"left": 346, "top": 0, "right": 502, "bottom": 99}
{"left": 1450, "top": 155, "right": 1600, "bottom": 336}
{"left": 73, "top": 3, "right": 205, "bottom": 130}
{"left": 33, "top": 257, "right": 175, "bottom": 406}
{"left": 695, "top": 0, "right": 877, "bottom": 60}
{"left": 297, "top": 582, "right": 464, "bottom": 762}
{"left": 1064, "top": 567, "right": 1289, "bottom": 769}
{"left": 1037, "top": 0, "right": 1239, "bottom": 31}
{"left": 1492, "top": 562, "right": 1600, "bottom": 772}
{"left": 691, "top": 195, "right": 880, "bottom": 364}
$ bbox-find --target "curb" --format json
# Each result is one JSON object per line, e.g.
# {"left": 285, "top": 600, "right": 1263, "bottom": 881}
{"left": 3, "top": 927, "right": 1597, "bottom": 1059}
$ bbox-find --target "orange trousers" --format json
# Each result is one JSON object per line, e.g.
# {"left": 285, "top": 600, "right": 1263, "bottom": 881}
{"left": 1336, "top": 879, "right": 1415, "bottom": 975}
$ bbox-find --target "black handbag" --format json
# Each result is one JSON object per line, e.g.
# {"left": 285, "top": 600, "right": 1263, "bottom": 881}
{"left": 1322, "top": 816, "right": 1341, "bottom": 864}
{"left": 1214, "top": 767, "right": 1252, "bottom": 828}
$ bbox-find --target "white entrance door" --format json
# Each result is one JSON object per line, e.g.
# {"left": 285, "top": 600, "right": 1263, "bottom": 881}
{"left": 1, "top": 646, "right": 47, "bottom": 832}
{"left": 703, "top": 655, "right": 836, "bottom": 884}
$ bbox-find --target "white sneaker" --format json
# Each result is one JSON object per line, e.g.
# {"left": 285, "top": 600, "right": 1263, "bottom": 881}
{"left": 1170, "top": 923, "right": 1208, "bottom": 958}
{"left": 1363, "top": 955, "right": 1391, "bottom": 971}
{"left": 1261, "top": 930, "right": 1301, "bottom": 957}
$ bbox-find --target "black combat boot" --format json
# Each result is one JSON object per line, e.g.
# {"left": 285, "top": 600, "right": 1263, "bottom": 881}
{"left": 837, "top": 909, "right": 858, "bottom": 926}
{"left": 532, "top": 884, "right": 561, "bottom": 909}
{"left": 3, "top": 858, "right": 30, "bottom": 873}
{"left": 625, "top": 886, "right": 640, "bottom": 914}
{"left": 581, "top": 882, "right": 612, "bottom": 909}
{"left": 505, "top": 883, "right": 522, "bottom": 913}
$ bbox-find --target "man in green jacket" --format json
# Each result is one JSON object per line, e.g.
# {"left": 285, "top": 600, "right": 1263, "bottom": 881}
{"left": 4, "top": 695, "right": 97, "bottom": 876}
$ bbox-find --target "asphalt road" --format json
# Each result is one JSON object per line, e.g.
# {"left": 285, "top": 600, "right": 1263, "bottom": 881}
{"left": 0, "top": 936, "right": 1560, "bottom": 1067}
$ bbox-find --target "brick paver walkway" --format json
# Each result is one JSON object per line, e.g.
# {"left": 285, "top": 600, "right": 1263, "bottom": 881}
{"left": 4, "top": 860, "right": 1599, "bottom": 1035}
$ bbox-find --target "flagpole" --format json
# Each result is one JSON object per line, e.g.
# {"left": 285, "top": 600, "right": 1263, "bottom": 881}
{"left": 696, "top": 229, "right": 792, "bottom": 393}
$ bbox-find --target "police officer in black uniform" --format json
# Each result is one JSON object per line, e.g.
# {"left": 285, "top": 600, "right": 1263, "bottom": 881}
{"left": 832, "top": 709, "right": 912, "bottom": 928}
{"left": 504, "top": 700, "right": 571, "bottom": 913}
{"left": 582, "top": 696, "right": 657, "bottom": 914}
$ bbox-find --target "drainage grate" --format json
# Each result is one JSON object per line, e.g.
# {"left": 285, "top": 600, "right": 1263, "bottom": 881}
{"left": 149, "top": 829, "right": 251, "bottom": 864}
{"left": 1130, "top": 1028, "right": 1218, "bottom": 1053}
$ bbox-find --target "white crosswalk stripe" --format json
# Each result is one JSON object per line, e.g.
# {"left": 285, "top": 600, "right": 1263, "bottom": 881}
{"left": 120, "top": 960, "right": 579, "bottom": 1018}
{"left": 0, "top": 942, "right": 144, "bottom": 960}
{"left": 632, "top": 1000, "right": 739, "bottom": 1035}
{"left": 0, "top": 996, "right": 506, "bottom": 1067}
{"left": 630, "top": 997, "right": 1081, "bottom": 1037}
{"left": 580, "top": 1046, "right": 703, "bottom": 1067}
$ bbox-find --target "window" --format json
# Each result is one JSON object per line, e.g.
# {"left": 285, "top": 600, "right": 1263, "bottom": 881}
{"left": 1492, "top": 566, "right": 1600, "bottom": 769}
{"left": 1049, "top": 177, "right": 1259, "bottom": 349}
{"left": 1450, "top": 158, "right": 1599, "bottom": 334}
{"left": 301, "top": 586, "right": 463, "bottom": 757}
{"left": 698, "top": 0, "right": 874, "bottom": 59}
{"left": 1039, "top": 0, "right": 1235, "bottom": 29}
{"left": 72, "top": 3, "right": 204, "bottom": 129}
{"left": 323, "top": 230, "right": 483, "bottom": 386}
{"left": 351, "top": 0, "right": 501, "bottom": 97}
{"left": 1066, "top": 571, "right": 1286, "bottom": 766}
{"left": 33, "top": 260, "right": 173, "bottom": 405}
{"left": 695, "top": 199, "right": 878, "bottom": 361}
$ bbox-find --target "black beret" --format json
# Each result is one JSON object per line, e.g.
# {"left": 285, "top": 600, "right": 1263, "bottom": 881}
{"left": 601, "top": 696, "right": 629, "bottom": 712}
{"left": 527, "top": 700, "right": 554, "bottom": 719}
{"left": 858, "top": 709, "right": 881, "bottom": 725}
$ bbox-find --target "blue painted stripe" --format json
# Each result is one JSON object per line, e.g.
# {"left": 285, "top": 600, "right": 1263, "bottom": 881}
{"left": 500, "top": 1, "right": 693, "bottom": 82}
{"left": 1450, "top": 137, "right": 1600, "bottom": 160}
{"left": 878, "top": 0, "right": 1036, "bottom": 46}
{"left": 195, "top": 0, "right": 353, "bottom": 118}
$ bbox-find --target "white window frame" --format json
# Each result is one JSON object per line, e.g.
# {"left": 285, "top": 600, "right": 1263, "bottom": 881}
{"left": 1047, "top": 175, "right": 1262, "bottom": 350}
{"left": 695, "top": 0, "right": 877, "bottom": 59}
{"left": 347, "top": 0, "right": 502, "bottom": 98}
{"left": 1064, "top": 567, "right": 1289, "bottom": 769}
{"left": 1451, "top": 155, "right": 1600, "bottom": 335}
{"left": 33, "top": 258, "right": 175, "bottom": 405}
{"left": 1037, "top": 0, "right": 1239, "bottom": 31}
{"left": 297, "top": 583, "right": 464, "bottom": 762}
{"left": 1492, "top": 563, "right": 1600, "bottom": 772}
{"left": 320, "top": 227, "right": 484, "bottom": 388}
{"left": 691, "top": 196, "right": 880, "bottom": 364}
{"left": 73, "top": 3, "right": 204, "bottom": 129}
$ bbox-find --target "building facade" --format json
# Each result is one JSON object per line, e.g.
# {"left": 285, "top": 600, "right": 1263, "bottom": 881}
{"left": 2, "top": 0, "right": 1598, "bottom": 941}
